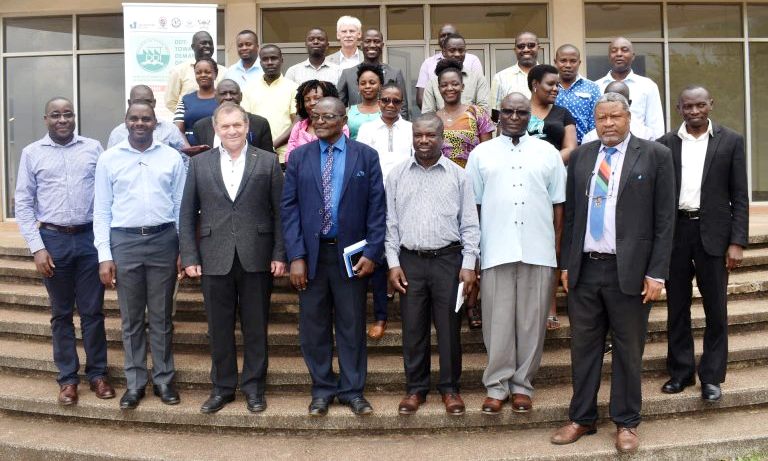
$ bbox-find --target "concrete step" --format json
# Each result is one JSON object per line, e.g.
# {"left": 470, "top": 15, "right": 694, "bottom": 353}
{"left": 0, "top": 403, "right": 767, "bottom": 460}
{"left": 2, "top": 298, "right": 768, "bottom": 352}
{"left": 1, "top": 328, "right": 767, "bottom": 390}
{"left": 0, "top": 366, "right": 766, "bottom": 433}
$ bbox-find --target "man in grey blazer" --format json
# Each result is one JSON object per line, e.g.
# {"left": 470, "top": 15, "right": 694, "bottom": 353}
{"left": 179, "top": 102, "right": 286, "bottom": 414}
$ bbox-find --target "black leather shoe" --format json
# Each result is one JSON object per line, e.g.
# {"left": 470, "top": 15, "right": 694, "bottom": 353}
{"left": 701, "top": 383, "right": 722, "bottom": 401}
{"left": 119, "top": 388, "right": 145, "bottom": 410}
{"left": 661, "top": 378, "right": 695, "bottom": 394}
{"left": 245, "top": 393, "right": 267, "bottom": 413}
{"left": 200, "top": 394, "right": 235, "bottom": 414}
{"left": 308, "top": 397, "right": 331, "bottom": 416}
{"left": 346, "top": 396, "right": 373, "bottom": 415}
{"left": 153, "top": 383, "right": 180, "bottom": 405}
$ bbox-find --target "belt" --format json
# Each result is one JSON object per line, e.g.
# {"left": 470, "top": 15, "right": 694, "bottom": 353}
{"left": 39, "top": 222, "right": 92, "bottom": 234}
{"left": 678, "top": 209, "right": 700, "bottom": 220}
{"left": 113, "top": 222, "right": 174, "bottom": 236}
{"left": 401, "top": 242, "right": 462, "bottom": 258}
{"left": 319, "top": 237, "right": 338, "bottom": 245}
{"left": 585, "top": 251, "right": 616, "bottom": 260}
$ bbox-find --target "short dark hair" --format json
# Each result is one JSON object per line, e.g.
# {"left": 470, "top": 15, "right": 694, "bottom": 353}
{"left": 440, "top": 33, "right": 465, "bottom": 49}
{"left": 414, "top": 112, "right": 445, "bottom": 137}
{"left": 527, "top": 63, "right": 558, "bottom": 91}
{"left": 295, "top": 80, "right": 339, "bottom": 119}
{"left": 357, "top": 62, "right": 385, "bottom": 85}
{"left": 435, "top": 58, "right": 463, "bottom": 82}
{"left": 194, "top": 57, "right": 219, "bottom": 76}
{"left": 380, "top": 81, "right": 401, "bottom": 94}
{"left": 260, "top": 44, "right": 281, "bottom": 55}
{"left": 237, "top": 29, "right": 258, "bottom": 41}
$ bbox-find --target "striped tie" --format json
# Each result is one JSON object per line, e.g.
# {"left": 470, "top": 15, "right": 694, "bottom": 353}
{"left": 320, "top": 145, "right": 334, "bottom": 235}
{"left": 589, "top": 147, "right": 618, "bottom": 240}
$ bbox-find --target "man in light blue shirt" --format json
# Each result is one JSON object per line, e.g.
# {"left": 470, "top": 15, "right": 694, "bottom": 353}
{"left": 223, "top": 30, "right": 262, "bottom": 85}
{"left": 94, "top": 102, "right": 186, "bottom": 411}
{"left": 466, "top": 93, "right": 566, "bottom": 415}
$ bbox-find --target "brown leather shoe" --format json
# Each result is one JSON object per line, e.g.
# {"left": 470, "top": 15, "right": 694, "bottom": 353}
{"left": 398, "top": 393, "right": 426, "bottom": 415}
{"left": 89, "top": 377, "right": 116, "bottom": 399}
{"left": 442, "top": 393, "right": 465, "bottom": 416}
{"left": 481, "top": 396, "right": 506, "bottom": 414}
{"left": 367, "top": 320, "right": 387, "bottom": 340}
{"left": 511, "top": 393, "right": 532, "bottom": 413}
{"left": 550, "top": 421, "right": 598, "bottom": 445}
{"left": 58, "top": 384, "right": 78, "bottom": 406}
{"left": 616, "top": 426, "right": 639, "bottom": 454}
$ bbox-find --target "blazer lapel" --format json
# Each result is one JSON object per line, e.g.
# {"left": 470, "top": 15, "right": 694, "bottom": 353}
{"left": 617, "top": 135, "right": 641, "bottom": 200}
{"left": 701, "top": 123, "right": 721, "bottom": 185}
{"left": 209, "top": 148, "right": 231, "bottom": 202}
{"left": 233, "top": 147, "right": 258, "bottom": 203}
{"left": 307, "top": 141, "right": 323, "bottom": 195}
{"left": 339, "top": 140, "right": 358, "bottom": 200}
{"left": 669, "top": 134, "right": 683, "bottom": 195}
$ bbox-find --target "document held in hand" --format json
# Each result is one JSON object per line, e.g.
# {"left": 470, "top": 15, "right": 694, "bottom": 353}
{"left": 343, "top": 239, "right": 367, "bottom": 278}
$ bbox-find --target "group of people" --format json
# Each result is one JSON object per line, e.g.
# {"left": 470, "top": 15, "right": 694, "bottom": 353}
{"left": 14, "top": 14, "right": 748, "bottom": 457}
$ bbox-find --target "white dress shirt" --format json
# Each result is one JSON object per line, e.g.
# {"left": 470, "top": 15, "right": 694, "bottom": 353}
{"left": 220, "top": 144, "right": 247, "bottom": 201}
{"left": 597, "top": 70, "right": 665, "bottom": 139}
{"left": 678, "top": 120, "right": 713, "bottom": 211}
{"left": 355, "top": 117, "right": 413, "bottom": 182}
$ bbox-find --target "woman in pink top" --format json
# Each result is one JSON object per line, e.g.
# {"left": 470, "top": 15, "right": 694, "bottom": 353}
{"left": 285, "top": 79, "right": 349, "bottom": 163}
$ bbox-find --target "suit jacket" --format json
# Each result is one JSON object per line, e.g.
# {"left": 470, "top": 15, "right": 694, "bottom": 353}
{"left": 561, "top": 135, "right": 676, "bottom": 295}
{"left": 179, "top": 145, "right": 285, "bottom": 276}
{"left": 281, "top": 136, "right": 386, "bottom": 280}
{"left": 337, "top": 63, "right": 410, "bottom": 120}
{"left": 656, "top": 122, "right": 748, "bottom": 255}
{"left": 191, "top": 113, "right": 274, "bottom": 153}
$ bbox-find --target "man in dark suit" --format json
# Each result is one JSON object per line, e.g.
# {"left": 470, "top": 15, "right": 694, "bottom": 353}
{"left": 281, "top": 97, "right": 386, "bottom": 416}
{"left": 550, "top": 93, "right": 675, "bottom": 454}
{"left": 191, "top": 79, "right": 273, "bottom": 152}
{"left": 337, "top": 28, "right": 409, "bottom": 120}
{"left": 180, "top": 102, "right": 285, "bottom": 414}
{"left": 656, "top": 85, "right": 748, "bottom": 402}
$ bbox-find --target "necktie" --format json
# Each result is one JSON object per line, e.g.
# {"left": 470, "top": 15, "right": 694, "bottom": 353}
{"left": 589, "top": 146, "right": 618, "bottom": 240}
{"left": 320, "top": 145, "right": 334, "bottom": 235}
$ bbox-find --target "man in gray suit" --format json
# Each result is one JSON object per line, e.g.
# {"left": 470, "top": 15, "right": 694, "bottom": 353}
{"left": 336, "top": 28, "right": 409, "bottom": 120}
{"left": 179, "top": 102, "right": 286, "bottom": 414}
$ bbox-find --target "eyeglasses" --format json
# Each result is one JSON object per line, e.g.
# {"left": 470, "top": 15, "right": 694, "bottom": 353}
{"left": 46, "top": 111, "right": 75, "bottom": 120}
{"left": 516, "top": 42, "right": 538, "bottom": 50}
{"left": 499, "top": 109, "right": 531, "bottom": 118}
{"left": 379, "top": 97, "right": 403, "bottom": 105}
{"left": 309, "top": 113, "right": 342, "bottom": 122}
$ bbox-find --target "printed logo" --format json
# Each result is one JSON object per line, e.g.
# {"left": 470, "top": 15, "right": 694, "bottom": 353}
{"left": 172, "top": 17, "right": 182, "bottom": 28}
{"left": 136, "top": 39, "right": 171, "bottom": 73}
{"left": 159, "top": 17, "right": 167, "bottom": 28}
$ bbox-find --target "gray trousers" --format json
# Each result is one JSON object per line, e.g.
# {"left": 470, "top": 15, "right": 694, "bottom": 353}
{"left": 481, "top": 262, "right": 554, "bottom": 399}
{"left": 111, "top": 226, "right": 178, "bottom": 390}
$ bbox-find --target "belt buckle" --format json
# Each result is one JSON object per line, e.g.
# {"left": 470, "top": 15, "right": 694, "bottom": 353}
{"left": 140, "top": 226, "right": 150, "bottom": 236}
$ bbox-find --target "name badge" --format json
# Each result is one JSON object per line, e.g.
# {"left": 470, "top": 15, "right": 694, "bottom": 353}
{"left": 575, "top": 92, "right": 592, "bottom": 99}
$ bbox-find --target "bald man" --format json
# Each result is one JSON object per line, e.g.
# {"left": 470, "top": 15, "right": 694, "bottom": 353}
{"left": 108, "top": 85, "right": 189, "bottom": 152}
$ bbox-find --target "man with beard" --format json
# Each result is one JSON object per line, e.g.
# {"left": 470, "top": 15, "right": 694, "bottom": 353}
{"left": 285, "top": 28, "right": 341, "bottom": 85}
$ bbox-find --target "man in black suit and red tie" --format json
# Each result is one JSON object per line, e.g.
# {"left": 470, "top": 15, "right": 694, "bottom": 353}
{"left": 551, "top": 92, "right": 675, "bottom": 454}
{"left": 656, "top": 85, "right": 748, "bottom": 402}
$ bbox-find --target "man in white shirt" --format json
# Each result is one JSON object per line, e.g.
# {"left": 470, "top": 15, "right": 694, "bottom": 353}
{"left": 582, "top": 81, "right": 654, "bottom": 143}
{"left": 596, "top": 37, "right": 665, "bottom": 139}
{"left": 326, "top": 16, "right": 363, "bottom": 69}
{"left": 490, "top": 31, "right": 540, "bottom": 110}
{"left": 285, "top": 28, "right": 341, "bottom": 85}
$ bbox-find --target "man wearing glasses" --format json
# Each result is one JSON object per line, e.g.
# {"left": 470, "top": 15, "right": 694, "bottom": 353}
{"left": 15, "top": 97, "right": 114, "bottom": 406}
{"left": 490, "top": 32, "right": 540, "bottom": 112}
{"left": 281, "top": 97, "right": 386, "bottom": 417}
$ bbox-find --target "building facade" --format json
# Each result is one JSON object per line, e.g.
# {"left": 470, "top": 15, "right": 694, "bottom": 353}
{"left": 0, "top": 0, "right": 765, "bottom": 219}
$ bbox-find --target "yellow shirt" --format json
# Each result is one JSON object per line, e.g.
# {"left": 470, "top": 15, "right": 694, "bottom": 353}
{"left": 165, "top": 59, "right": 228, "bottom": 113}
{"left": 243, "top": 74, "right": 298, "bottom": 162}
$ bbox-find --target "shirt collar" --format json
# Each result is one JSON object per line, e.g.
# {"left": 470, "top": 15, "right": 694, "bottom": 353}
{"left": 262, "top": 74, "right": 285, "bottom": 85}
{"left": 677, "top": 119, "right": 713, "bottom": 141}
{"left": 558, "top": 74, "right": 583, "bottom": 89}
{"left": 219, "top": 142, "right": 248, "bottom": 162}
{"left": 600, "top": 133, "right": 631, "bottom": 156}
{"left": 319, "top": 134, "right": 347, "bottom": 153}
{"left": 409, "top": 153, "right": 448, "bottom": 170}
{"left": 602, "top": 69, "right": 637, "bottom": 84}
{"left": 40, "top": 133, "right": 84, "bottom": 148}
{"left": 235, "top": 59, "right": 261, "bottom": 72}
{"left": 500, "top": 132, "right": 531, "bottom": 147}
{"left": 303, "top": 59, "right": 331, "bottom": 70}
{"left": 116, "top": 138, "right": 163, "bottom": 154}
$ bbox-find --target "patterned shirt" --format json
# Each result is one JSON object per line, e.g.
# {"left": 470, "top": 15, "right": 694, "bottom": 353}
{"left": 422, "top": 70, "right": 490, "bottom": 114}
{"left": 284, "top": 58, "right": 341, "bottom": 85}
{"left": 555, "top": 76, "right": 602, "bottom": 144}
{"left": 490, "top": 64, "right": 532, "bottom": 110}
{"left": 441, "top": 105, "right": 496, "bottom": 167}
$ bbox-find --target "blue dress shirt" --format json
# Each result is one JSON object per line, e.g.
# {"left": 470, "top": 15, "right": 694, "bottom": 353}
{"left": 555, "top": 76, "right": 602, "bottom": 144}
{"left": 93, "top": 140, "right": 186, "bottom": 262}
{"left": 223, "top": 59, "right": 263, "bottom": 85}
{"left": 318, "top": 136, "right": 347, "bottom": 238}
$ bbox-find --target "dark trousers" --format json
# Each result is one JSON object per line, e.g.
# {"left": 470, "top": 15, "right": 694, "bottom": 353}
{"left": 371, "top": 261, "right": 388, "bottom": 321}
{"left": 399, "top": 249, "right": 462, "bottom": 396}
{"left": 568, "top": 256, "right": 650, "bottom": 428}
{"left": 111, "top": 226, "right": 178, "bottom": 389}
{"left": 299, "top": 241, "right": 368, "bottom": 402}
{"left": 201, "top": 253, "right": 271, "bottom": 396}
{"left": 40, "top": 228, "right": 107, "bottom": 385}
{"left": 666, "top": 218, "right": 728, "bottom": 384}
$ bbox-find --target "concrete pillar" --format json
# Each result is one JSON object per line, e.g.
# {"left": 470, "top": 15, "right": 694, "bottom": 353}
{"left": 224, "top": 1, "right": 259, "bottom": 66}
{"left": 550, "top": 0, "right": 586, "bottom": 68}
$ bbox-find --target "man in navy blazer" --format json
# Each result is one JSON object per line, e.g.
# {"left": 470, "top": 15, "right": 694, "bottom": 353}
{"left": 281, "top": 97, "right": 386, "bottom": 416}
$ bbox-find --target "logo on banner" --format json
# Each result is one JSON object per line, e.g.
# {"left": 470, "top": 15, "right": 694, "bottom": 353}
{"left": 172, "top": 17, "right": 182, "bottom": 28}
{"left": 136, "top": 39, "right": 171, "bottom": 73}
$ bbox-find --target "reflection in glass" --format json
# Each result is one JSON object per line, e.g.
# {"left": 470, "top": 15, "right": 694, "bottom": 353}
{"left": 217, "top": 9, "right": 225, "bottom": 46}
{"left": 263, "top": 7, "right": 379, "bottom": 43}
{"left": 387, "top": 46, "right": 426, "bottom": 119}
{"left": 430, "top": 4, "right": 547, "bottom": 40}
{"left": 387, "top": 6, "right": 424, "bottom": 41}
{"left": 4, "top": 17, "right": 72, "bottom": 53}
{"left": 78, "top": 15, "right": 123, "bottom": 49}
{"left": 5, "top": 56, "right": 73, "bottom": 217}
{"left": 750, "top": 43, "right": 768, "bottom": 200}
{"left": 585, "top": 42, "right": 665, "bottom": 108}
{"left": 748, "top": 5, "right": 768, "bottom": 38}
{"left": 667, "top": 4, "right": 742, "bottom": 39}
{"left": 78, "top": 54, "right": 125, "bottom": 147}
{"left": 585, "top": 3, "right": 662, "bottom": 39}
{"left": 493, "top": 47, "right": 548, "bottom": 74}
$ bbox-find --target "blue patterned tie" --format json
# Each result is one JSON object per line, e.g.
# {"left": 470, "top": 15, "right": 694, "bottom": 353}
{"left": 589, "top": 147, "right": 618, "bottom": 240}
{"left": 320, "top": 145, "right": 334, "bottom": 235}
